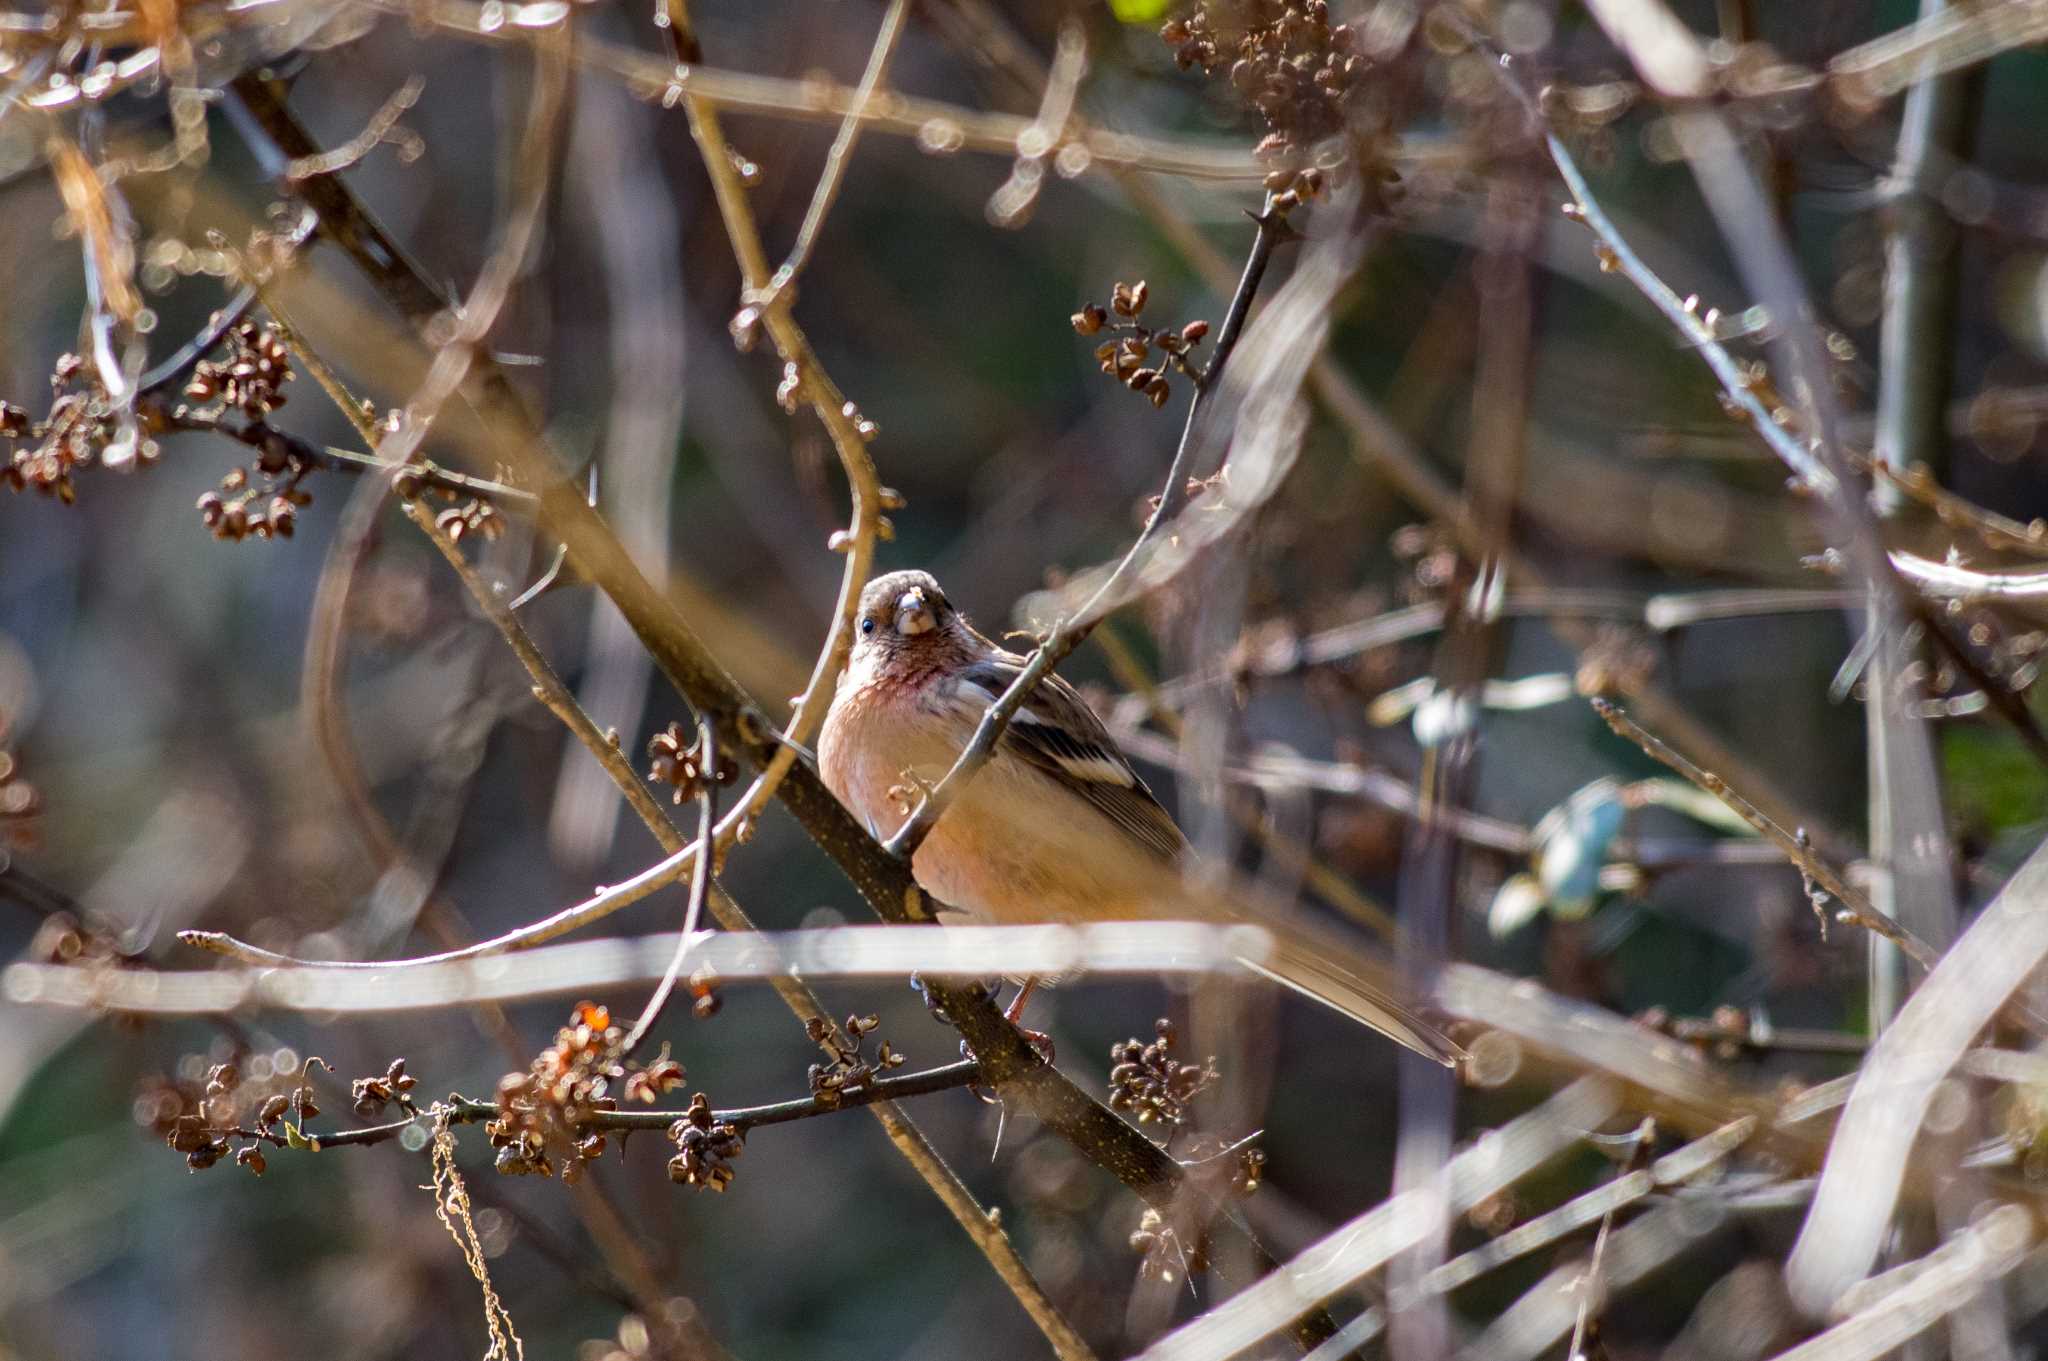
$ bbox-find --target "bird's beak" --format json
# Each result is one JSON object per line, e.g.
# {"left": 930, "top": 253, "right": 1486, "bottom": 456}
{"left": 895, "top": 587, "right": 935, "bottom": 636}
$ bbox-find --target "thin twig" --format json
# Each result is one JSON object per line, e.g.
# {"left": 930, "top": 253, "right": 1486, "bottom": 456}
{"left": 1889, "top": 551, "right": 2048, "bottom": 604}
{"left": 310, "top": 1059, "right": 985, "bottom": 1149}
{"left": 882, "top": 199, "right": 1295, "bottom": 862}
{"left": 156, "top": 406, "right": 538, "bottom": 508}
{"left": 1867, "top": 0, "right": 1981, "bottom": 1044}
{"left": 1861, "top": 453, "right": 2048, "bottom": 557}
{"left": 1545, "top": 133, "right": 1834, "bottom": 494}
{"left": 1591, "top": 699, "right": 1938, "bottom": 970}
{"left": 763, "top": 0, "right": 910, "bottom": 299}
{"left": 659, "top": 0, "right": 888, "bottom": 918}
{"left": 1565, "top": 1118, "right": 1654, "bottom": 1361}
{"left": 620, "top": 716, "right": 717, "bottom": 1062}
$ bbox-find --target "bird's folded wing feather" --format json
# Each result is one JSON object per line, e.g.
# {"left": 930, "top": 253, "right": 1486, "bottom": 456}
{"left": 1252, "top": 927, "right": 1466, "bottom": 1066}
{"left": 951, "top": 657, "right": 1186, "bottom": 862}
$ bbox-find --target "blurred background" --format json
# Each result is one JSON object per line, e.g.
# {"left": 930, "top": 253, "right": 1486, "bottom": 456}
{"left": 5, "top": 0, "right": 2048, "bottom": 1357}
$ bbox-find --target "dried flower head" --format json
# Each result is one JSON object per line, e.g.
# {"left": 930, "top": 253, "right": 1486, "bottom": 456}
{"left": 646, "top": 721, "right": 740, "bottom": 804}
{"left": 1, "top": 351, "right": 160, "bottom": 502}
{"left": 1162, "top": 0, "right": 1380, "bottom": 173}
{"left": 487, "top": 1002, "right": 683, "bottom": 1180}
{"left": 351, "top": 1058, "right": 420, "bottom": 1119}
{"left": 667, "top": 1092, "right": 744, "bottom": 1191}
{"left": 1108, "top": 1019, "right": 1219, "bottom": 1131}
{"left": 805, "top": 1012, "right": 907, "bottom": 1107}
{"left": 1075, "top": 280, "right": 1211, "bottom": 410}
{"left": 141, "top": 1050, "right": 320, "bottom": 1173}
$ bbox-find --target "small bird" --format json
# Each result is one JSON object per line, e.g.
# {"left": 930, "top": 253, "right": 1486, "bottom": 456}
{"left": 817, "top": 568, "right": 1460, "bottom": 1065}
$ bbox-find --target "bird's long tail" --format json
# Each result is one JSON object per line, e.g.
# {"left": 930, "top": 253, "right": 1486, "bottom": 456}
{"left": 1244, "top": 926, "right": 1466, "bottom": 1067}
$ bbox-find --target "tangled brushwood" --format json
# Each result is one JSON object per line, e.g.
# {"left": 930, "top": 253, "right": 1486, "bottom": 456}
{"left": 12, "top": 0, "right": 2048, "bottom": 1357}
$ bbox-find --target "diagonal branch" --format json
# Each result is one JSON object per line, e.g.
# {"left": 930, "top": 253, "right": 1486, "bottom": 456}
{"left": 761, "top": 0, "right": 911, "bottom": 301}
{"left": 884, "top": 199, "right": 1300, "bottom": 863}
{"left": 1592, "top": 698, "right": 1937, "bottom": 969}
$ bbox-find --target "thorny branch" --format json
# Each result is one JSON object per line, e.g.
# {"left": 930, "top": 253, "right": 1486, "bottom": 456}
{"left": 311, "top": 1059, "right": 987, "bottom": 1151}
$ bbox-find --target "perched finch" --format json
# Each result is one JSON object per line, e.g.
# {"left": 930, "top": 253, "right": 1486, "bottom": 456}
{"left": 818, "top": 569, "right": 1459, "bottom": 1065}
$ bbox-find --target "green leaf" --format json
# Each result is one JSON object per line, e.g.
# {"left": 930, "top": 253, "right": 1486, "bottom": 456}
{"left": 1944, "top": 725, "right": 2048, "bottom": 837}
{"left": 1109, "top": 0, "right": 1173, "bottom": 23}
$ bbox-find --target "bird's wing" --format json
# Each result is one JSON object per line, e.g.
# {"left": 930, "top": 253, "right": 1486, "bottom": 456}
{"left": 1252, "top": 927, "right": 1466, "bottom": 1066}
{"left": 951, "top": 657, "right": 1186, "bottom": 862}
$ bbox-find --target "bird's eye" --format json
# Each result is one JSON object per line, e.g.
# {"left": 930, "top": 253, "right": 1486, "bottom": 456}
{"left": 859, "top": 616, "right": 876, "bottom": 636}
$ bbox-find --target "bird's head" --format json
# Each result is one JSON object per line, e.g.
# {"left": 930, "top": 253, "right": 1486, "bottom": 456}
{"left": 849, "top": 570, "right": 977, "bottom": 676}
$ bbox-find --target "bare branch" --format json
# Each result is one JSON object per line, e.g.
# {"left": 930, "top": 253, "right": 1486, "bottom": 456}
{"left": 763, "top": 0, "right": 911, "bottom": 300}
{"left": 619, "top": 716, "right": 717, "bottom": 1061}
{"left": 17, "top": 922, "right": 1281, "bottom": 1014}
{"left": 1591, "top": 698, "right": 1939, "bottom": 969}
{"left": 315, "top": 1059, "right": 985, "bottom": 1150}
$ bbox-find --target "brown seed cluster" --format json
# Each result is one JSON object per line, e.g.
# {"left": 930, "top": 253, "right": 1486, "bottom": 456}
{"left": 806, "top": 1012, "right": 906, "bottom": 1107}
{"left": 666, "top": 1092, "right": 744, "bottom": 1192}
{"left": 1122, "top": 1080, "right": 1267, "bottom": 1284}
{"left": 395, "top": 457, "right": 512, "bottom": 544}
{"left": 350, "top": 1058, "right": 419, "bottom": 1120}
{"left": 1162, "top": 0, "right": 1372, "bottom": 170}
{"left": 1, "top": 354, "right": 157, "bottom": 502}
{"left": 143, "top": 1052, "right": 325, "bottom": 1175}
{"left": 1105, "top": 1021, "right": 1268, "bottom": 1282}
{"left": 177, "top": 318, "right": 318, "bottom": 540}
{"left": 196, "top": 463, "right": 310, "bottom": 542}
{"left": 646, "top": 721, "right": 740, "bottom": 805}
{"left": 1108, "top": 1019, "right": 1219, "bottom": 1130}
{"left": 486, "top": 1002, "right": 686, "bottom": 1181}
{"left": 184, "top": 319, "right": 291, "bottom": 420}
{"left": 1075, "top": 279, "right": 1210, "bottom": 410}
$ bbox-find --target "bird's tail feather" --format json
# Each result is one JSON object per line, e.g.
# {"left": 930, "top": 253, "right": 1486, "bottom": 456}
{"left": 1245, "top": 929, "right": 1466, "bottom": 1067}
